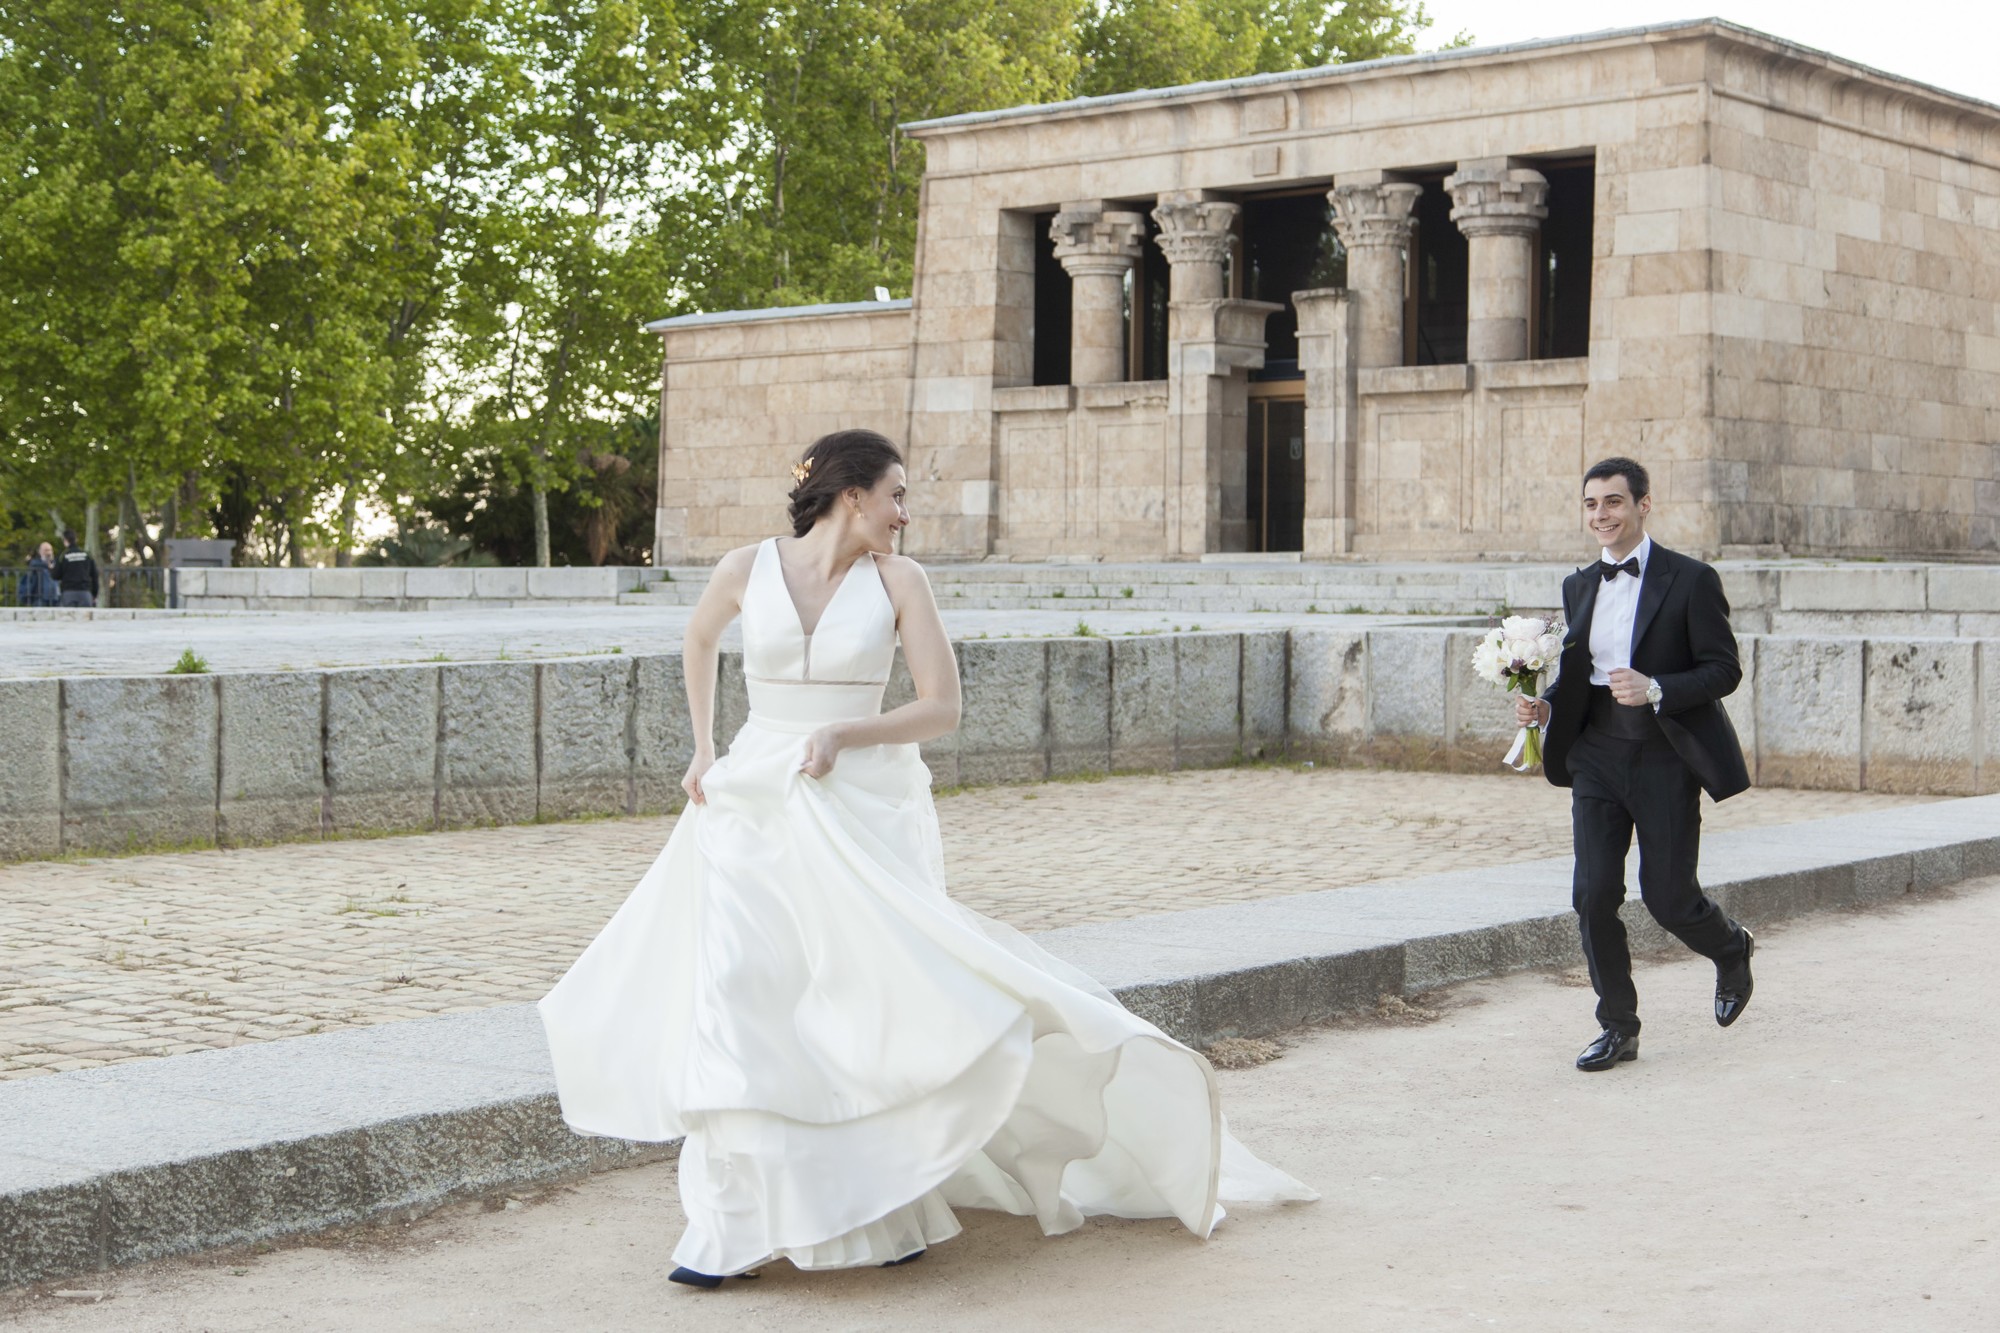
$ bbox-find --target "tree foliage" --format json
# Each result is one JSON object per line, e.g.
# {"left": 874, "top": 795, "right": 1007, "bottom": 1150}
{"left": 1080, "top": 0, "right": 1450, "bottom": 96}
{"left": 0, "top": 0, "right": 1451, "bottom": 568}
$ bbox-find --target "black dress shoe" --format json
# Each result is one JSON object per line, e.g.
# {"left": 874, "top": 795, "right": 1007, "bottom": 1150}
{"left": 880, "top": 1249, "right": 926, "bottom": 1268}
{"left": 1576, "top": 1029, "right": 1639, "bottom": 1071}
{"left": 1715, "top": 929, "right": 1756, "bottom": 1027}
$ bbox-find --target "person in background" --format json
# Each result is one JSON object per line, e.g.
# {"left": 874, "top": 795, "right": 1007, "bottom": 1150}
{"left": 16, "top": 541, "right": 59, "bottom": 607}
{"left": 55, "top": 531, "right": 99, "bottom": 608}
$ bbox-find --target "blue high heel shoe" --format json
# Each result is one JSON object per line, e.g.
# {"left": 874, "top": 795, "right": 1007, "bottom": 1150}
{"left": 669, "top": 1266, "right": 761, "bottom": 1289}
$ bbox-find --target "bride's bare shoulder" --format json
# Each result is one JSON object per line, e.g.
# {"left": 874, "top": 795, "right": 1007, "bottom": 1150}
{"left": 706, "top": 542, "right": 763, "bottom": 589}
{"left": 871, "top": 551, "right": 928, "bottom": 581}
{"left": 873, "top": 552, "right": 939, "bottom": 605}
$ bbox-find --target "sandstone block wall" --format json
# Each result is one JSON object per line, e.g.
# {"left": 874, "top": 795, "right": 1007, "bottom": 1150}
{"left": 991, "top": 383, "right": 1174, "bottom": 557}
{"left": 1702, "top": 44, "right": 2000, "bottom": 557}
{"left": 899, "top": 27, "right": 1731, "bottom": 561}
{"left": 652, "top": 304, "right": 915, "bottom": 563}
{"left": 9, "top": 626, "right": 1994, "bottom": 862}
{"left": 175, "top": 565, "right": 654, "bottom": 613}
{"left": 218, "top": 673, "right": 324, "bottom": 845}
{"left": 0, "top": 680, "right": 59, "bottom": 860}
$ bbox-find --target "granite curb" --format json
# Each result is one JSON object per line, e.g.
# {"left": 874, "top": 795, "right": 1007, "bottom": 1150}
{"left": 6, "top": 796, "right": 1999, "bottom": 1287}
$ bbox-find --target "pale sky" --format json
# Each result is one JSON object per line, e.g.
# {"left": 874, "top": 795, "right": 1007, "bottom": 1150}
{"left": 1420, "top": 2, "right": 2000, "bottom": 109}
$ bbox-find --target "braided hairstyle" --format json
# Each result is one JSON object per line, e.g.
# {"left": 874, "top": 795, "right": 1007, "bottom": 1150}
{"left": 786, "top": 429, "right": 905, "bottom": 537}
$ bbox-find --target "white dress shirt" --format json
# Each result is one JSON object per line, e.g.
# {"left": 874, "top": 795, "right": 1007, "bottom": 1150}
{"left": 1588, "top": 535, "right": 1651, "bottom": 685}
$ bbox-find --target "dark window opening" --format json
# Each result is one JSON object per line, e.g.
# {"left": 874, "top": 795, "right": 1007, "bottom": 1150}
{"left": 1246, "top": 396, "right": 1307, "bottom": 551}
{"left": 1534, "top": 159, "right": 1595, "bottom": 360}
{"left": 1031, "top": 210, "right": 1072, "bottom": 387}
{"left": 1131, "top": 211, "right": 1170, "bottom": 382}
{"left": 1407, "top": 178, "right": 1468, "bottom": 366}
{"left": 1242, "top": 192, "right": 1345, "bottom": 381}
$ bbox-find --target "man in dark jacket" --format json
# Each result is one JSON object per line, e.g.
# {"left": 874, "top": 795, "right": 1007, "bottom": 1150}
{"left": 17, "top": 541, "right": 59, "bottom": 607}
{"left": 1514, "top": 457, "right": 1755, "bottom": 1072}
{"left": 54, "top": 531, "right": 98, "bottom": 608}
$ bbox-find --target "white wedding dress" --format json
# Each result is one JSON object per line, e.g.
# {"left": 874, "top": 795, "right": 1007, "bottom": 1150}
{"left": 539, "top": 538, "right": 1314, "bottom": 1275}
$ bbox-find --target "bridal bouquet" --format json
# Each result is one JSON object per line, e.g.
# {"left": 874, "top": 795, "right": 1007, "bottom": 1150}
{"left": 1471, "top": 616, "right": 1566, "bottom": 771}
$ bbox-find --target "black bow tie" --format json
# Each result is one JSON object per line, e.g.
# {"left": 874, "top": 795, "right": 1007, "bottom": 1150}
{"left": 1600, "top": 557, "right": 1641, "bottom": 582}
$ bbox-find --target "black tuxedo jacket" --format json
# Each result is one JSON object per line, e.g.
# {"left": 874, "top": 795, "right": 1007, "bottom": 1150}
{"left": 1539, "top": 543, "right": 1751, "bottom": 802}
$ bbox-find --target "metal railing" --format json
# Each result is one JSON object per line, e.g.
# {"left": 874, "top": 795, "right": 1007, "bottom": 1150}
{"left": 2, "top": 565, "right": 179, "bottom": 609}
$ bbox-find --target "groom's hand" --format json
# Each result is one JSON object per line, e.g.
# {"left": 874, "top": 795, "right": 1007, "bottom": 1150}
{"left": 1608, "top": 668, "right": 1654, "bottom": 707}
{"left": 1514, "top": 696, "right": 1550, "bottom": 727}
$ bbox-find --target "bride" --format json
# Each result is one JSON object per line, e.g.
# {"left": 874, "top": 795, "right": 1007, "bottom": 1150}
{"left": 539, "top": 429, "right": 1314, "bottom": 1288}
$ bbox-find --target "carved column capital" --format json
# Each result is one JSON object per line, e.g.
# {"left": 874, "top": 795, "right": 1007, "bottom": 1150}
{"left": 1329, "top": 181, "right": 1422, "bottom": 251}
{"left": 1151, "top": 195, "right": 1239, "bottom": 269}
{"left": 1330, "top": 182, "right": 1418, "bottom": 370}
{"left": 1447, "top": 165, "right": 1548, "bottom": 362}
{"left": 1052, "top": 202, "right": 1144, "bottom": 385}
{"left": 1051, "top": 204, "right": 1146, "bottom": 277}
{"left": 1444, "top": 165, "right": 1549, "bottom": 239}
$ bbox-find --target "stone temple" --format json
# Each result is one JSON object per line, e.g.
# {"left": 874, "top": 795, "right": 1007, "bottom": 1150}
{"left": 645, "top": 18, "right": 2000, "bottom": 565}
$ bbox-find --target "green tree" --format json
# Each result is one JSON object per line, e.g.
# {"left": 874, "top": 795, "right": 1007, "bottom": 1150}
{"left": 667, "top": 0, "right": 1086, "bottom": 312}
{"left": 1079, "top": 0, "right": 1445, "bottom": 97}
{"left": 0, "top": 0, "right": 312, "bottom": 558}
{"left": 289, "top": 0, "right": 526, "bottom": 565}
{"left": 0, "top": 0, "right": 513, "bottom": 567}
{"left": 451, "top": 0, "right": 686, "bottom": 567}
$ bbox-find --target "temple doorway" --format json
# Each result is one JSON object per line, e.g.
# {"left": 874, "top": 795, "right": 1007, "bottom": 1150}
{"left": 1245, "top": 390, "right": 1306, "bottom": 553}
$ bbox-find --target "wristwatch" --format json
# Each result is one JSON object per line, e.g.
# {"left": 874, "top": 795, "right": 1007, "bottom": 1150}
{"left": 1645, "top": 677, "right": 1663, "bottom": 709}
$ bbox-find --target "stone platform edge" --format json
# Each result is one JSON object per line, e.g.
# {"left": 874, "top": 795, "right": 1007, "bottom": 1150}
{"left": 4, "top": 796, "right": 1998, "bottom": 1288}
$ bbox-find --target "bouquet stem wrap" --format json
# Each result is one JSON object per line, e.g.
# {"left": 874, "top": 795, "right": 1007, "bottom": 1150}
{"left": 1502, "top": 711, "right": 1543, "bottom": 772}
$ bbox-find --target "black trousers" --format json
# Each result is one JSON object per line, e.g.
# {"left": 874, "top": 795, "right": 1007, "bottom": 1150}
{"left": 1568, "top": 722, "right": 1747, "bottom": 1036}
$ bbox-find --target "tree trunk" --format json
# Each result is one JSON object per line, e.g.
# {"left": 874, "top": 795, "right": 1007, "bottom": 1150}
{"left": 84, "top": 499, "right": 103, "bottom": 606}
{"left": 334, "top": 478, "right": 359, "bottom": 567}
{"left": 533, "top": 484, "right": 551, "bottom": 567}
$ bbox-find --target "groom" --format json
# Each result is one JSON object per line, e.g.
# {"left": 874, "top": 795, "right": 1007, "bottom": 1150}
{"left": 1514, "top": 457, "right": 1756, "bottom": 1072}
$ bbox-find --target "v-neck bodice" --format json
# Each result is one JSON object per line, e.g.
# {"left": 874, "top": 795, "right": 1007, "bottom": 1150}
{"left": 739, "top": 539, "right": 896, "bottom": 726}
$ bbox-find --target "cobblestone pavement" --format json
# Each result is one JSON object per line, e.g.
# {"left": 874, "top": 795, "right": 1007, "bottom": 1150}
{"left": 0, "top": 767, "right": 1932, "bottom": 1080}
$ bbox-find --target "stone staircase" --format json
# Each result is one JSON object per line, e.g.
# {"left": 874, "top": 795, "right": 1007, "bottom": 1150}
{"left": 620, "top": 557, "right": 2000, "bottom": 634}
{"left": 620, "top": 560, "right": 1575, "bottom": 616}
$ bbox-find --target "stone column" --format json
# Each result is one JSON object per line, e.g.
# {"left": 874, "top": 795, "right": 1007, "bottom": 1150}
{"left": 1445, "top": 162, "right": 1548, "bottom": 363}
{"left": 1330, "top": 178, "right": 1421, "bottom": 369}
{"left": 1164, "top": 299, "right": 1282, "bottom": 555}
{"left": 1151, "top": 191, "right": 1238, "bottom": 302}
{"left": 1293, "top": 288, "right": 1359, "bottom": 556}
{"left": 1050, "top": 202, "right": 1146, "bottom": 384}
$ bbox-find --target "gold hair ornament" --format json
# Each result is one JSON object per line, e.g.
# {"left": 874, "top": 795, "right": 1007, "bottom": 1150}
{"left": 790, "top": 457, "right": 815, "bottom": 486}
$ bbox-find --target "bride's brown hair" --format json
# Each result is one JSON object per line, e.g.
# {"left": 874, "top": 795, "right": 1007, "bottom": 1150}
{"left": 787, "top": 430, "right": 904, "bottom": 537}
